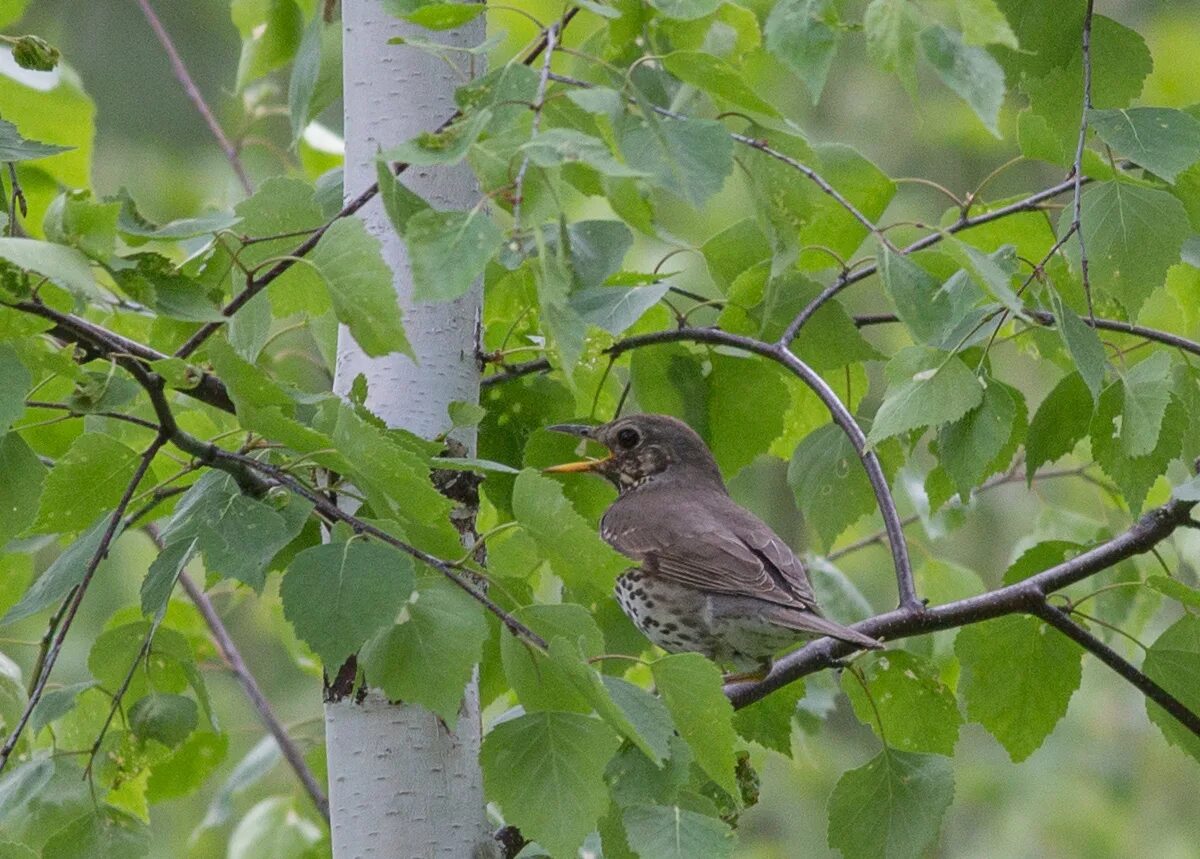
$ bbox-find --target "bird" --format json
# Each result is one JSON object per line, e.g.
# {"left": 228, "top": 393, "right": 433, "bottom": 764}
{"left": 545, "top": 413, "right": 882, "bottom": 680}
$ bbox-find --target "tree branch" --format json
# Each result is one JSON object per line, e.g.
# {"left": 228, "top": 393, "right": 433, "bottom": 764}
{"left": 607, "top": 326, "right": 920, "bottom": 611}
{"left": 853, "top": 310, "right": 1200, "bottom": 361}
{"left": 134, "top": 0, "right": 253, "bottom": 195}
{"left": 171, "top": 9, "right": 579, "bottom": 361}
{"left": 0, "top": 434, "right": 167, "bottom": 775}
{"left": 779, "top": 178, "right": 1081, "bottom": 346}
{"left": 480, "top": 357, "right": 552, "bottom": 387}
{"left": 169, "top": 541, "right": 331, "bottom": 821}
{"left": 1027, "top": 599, "right": 1200, "bottom": 738}
{"left": 727, "top": 499, "right": 1198, "bottom": 722}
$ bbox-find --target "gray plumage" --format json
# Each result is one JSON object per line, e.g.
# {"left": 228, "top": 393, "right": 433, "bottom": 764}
{"left": 548, "top": 414, "right": 882, "bottom": 672}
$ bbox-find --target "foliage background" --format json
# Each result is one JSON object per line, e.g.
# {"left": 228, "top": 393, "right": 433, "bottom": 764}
{"left": 1, "top": 0, "right": 1199, "bottom": 856}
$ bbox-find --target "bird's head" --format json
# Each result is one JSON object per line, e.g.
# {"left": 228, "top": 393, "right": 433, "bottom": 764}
{"left": 544, "top": 413, "right": 725, "bottom": 494}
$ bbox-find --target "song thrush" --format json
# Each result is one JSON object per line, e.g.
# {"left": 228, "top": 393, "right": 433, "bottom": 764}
{"left": 546, "top": 414, "right": 882, "bottom": 677}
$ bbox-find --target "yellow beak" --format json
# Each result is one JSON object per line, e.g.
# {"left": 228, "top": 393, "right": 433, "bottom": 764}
{"left": 543, "top": 456, "right": 612, "bottom": 474}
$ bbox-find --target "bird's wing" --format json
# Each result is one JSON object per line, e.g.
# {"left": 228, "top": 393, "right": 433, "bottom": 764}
{"left": 601, "top": 488, "right": 818, "bottom": 610}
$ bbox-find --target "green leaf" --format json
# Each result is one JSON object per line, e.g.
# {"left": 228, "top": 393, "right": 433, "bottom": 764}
{"left": 42, "top": 806, "right": 149, "bottom": 859}
{"left": 652, "top": 653, "right": 738, "bottom": 795}
{"left": 1146, "top": 576, "right": 1200, "bottom": 611}
{"left": 730, "top": 680, "right": 805, "bottom": 755}
{"left": 1118, "top": 352, "right": 1174, "bottom": 458}
{"left": 0, "top": 759, "right": 52, "bottom": 824}
{"left": 0, "top": 238, "right": 97, "bottom": 299}
{"left": 281, "top": 539, "right": 414, "bottom": 669}
{"left": 380, "top": 109, "right": 491, "bottom": 166}
{"left": 1088, "top": 108, "right": 1200, "bottom": 184}
{"left": 570, "top": 285, "right": 668, "bottom": 336}
{"left": 228, "top": 796, "right": 322, "bottom": 859}
{"left": 765, "top": 0, "right": 840, "bottom": 103}
{"left": 616, "top": 114, "right": 733, "bottom": 207}
{"left": 309, "top": 216, "right": 413, "bottom": 358}
{"left": 842, "top": 652, "right": 962, "bottom": 755}
{"left": 867, "top": 347, "right": 985, "bottom": 444}
{"left": 500, "top": 604, "right": 605, "bottom": 713}
{"left": 920, "top": 25, "right": 1005, "bottom": 135}
{"left": 359, "top": 574, "right": 488, "bottom": 726}
{"left": 937, "top": 380, "right": 1021, "bottom": 499}
{"left": 0, "top": 652, "right": 25, "bottom": 736}
{"left": 146, "top": 731, "right": 228, "bottom": 802}
{"left": 376, "top": 157, "right": 430, "bottom": 237}
{"left": 956, "top": 0, "right": 1018, "bottom": 49}
{"left": 159, "top": 472, "right": 312, "bottom": 591}
{"left": 481, "top": 711, "right": 620, "bottom": 858}
{"left": 1064, "top": 181, "right": 1190, "bottom": 317}
{"left": 286, "top": 9, "right": 323, "bottom": 142}
{"left": 129, "top": 693, "right": 198, "bottom": 748}
{"left": 563, "top": 220, "right": 634, "bottom": 289}
{"left": 1025, "top": 371, "right": 1093, "bottom": 480}
{"left": 955, "top": 614, "right": 1082, "bottom": 761}
{"left": 401, "top": 2, "right": 485, "bottom": 30}
{"left": 646, "top": 0, "right": 720, "bottom": 21}
{"left": 2, "top": 516, "right": 118, "bottom": 625}
{"left": 662, "top": 51, "right": 779, "bottom": 117}
{"left": 1090, "top": 386, "right": 1186, "bottom": 514}
{"left": 520, "top": 128, "right": 648, "bottom": 178}
{"left": 235, "top": 0, "right": 303, "bottom": 91}
{"left": 705, "top": 353, "right": 790, "bottom": 477}
{"left": 0, "top": 117, "right": 71, "bottom": 161}
{"left": 30, "top": 681, "right": 94, "bottom": 735}
{"left": 139, "top": 538, "right": 196, "bottom": 619}
{"left": 1048, "top": 287, "right": 1107, "bottom": 401}
{"left": 0, "top": 432, "right": 45, "bottom": 547}
{"left": 512, "top": 469, "right": 630, "bottom": 597}
{"left": 879, "top": 248, "right": 985, "bottom": 349}
{"left": 598, "top": 675, "right": 675, "bottom": 764}
{"left": 405, "top": 208, "right": 502, "bottom": 303}
{"left": 622, "top": 805, "right": 736, "bottom": 859}
{"left": 789, "top": 423, "right": 876, "bottom": 548}
{"left": 1143, "top": 615, "right": 1200, "bottom": 763}
{"left": 863, "top": 0, "right": 922, "bottom": 95}
{"left": 827, "top": 749, "right": 955, "bottom": 859}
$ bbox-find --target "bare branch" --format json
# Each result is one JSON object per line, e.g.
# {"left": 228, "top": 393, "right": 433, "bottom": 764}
{"left": 853, "top": 310, "right": 1200, "bottom": 361}
{"left": 1071, "top": 0, "right": 1098, "bottom": 322}
{"left": 0, "top": 434, "right": 167, "bottom": 775}
{"left": 727, "top": 498, "right": 1197, "bottom": 710}
{"left": 511, "top": 21, "right": 558, "bottom": 233}
{"left": 481, "top": 357, "right": 552, "bottom": 387}
{"left": 133, "top": 0, "right": 253, "bottom": 195}
{"left": 161, "top": 526, "right": 331, "bottom": 821}
{"left": 1029, "top": 600, "right": 1200, "bottom": 740}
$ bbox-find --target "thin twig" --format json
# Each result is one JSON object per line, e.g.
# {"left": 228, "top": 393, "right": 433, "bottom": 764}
{"left": 510, "top": 22, "right": 557, "bottom": 233}
{"left": 0, "top": 434, "right": 167, "bottom": 775}
{"left": 779, "top": 178, "right": 1081, "bottom": 346}
{"left": 481, "top": 357, "right": 552, "bottom": 387}
{"left": 1071, "top": 0, "right": 1097, "bottom": 323}
{"left": 173, "top": 549, "right": 331, "bottom": 820}
{"left": 133, "top": 0, "right": 253, "bottom": 195}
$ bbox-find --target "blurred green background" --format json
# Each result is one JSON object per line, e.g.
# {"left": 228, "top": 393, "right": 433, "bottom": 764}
{"left": 4, "top": 0, "right": 1200, "bottom": 856}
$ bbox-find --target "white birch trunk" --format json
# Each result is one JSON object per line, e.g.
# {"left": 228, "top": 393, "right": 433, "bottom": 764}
{"left": 326, "top": 3, "right": 493, "bottom": 857}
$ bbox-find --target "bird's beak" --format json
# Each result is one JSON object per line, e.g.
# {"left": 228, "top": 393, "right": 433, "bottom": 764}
{"left": 543, "top": 424, "right": 611, "bottom": 474}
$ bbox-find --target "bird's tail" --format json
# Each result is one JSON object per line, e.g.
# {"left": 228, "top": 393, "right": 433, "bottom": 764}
{"left": 769, "top": 609, "right": 884, "bottom": 651}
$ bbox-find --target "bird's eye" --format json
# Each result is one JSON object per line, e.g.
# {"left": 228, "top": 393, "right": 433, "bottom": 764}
{"left": 616, "top": 427, "right": 640, "bottom": 449}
